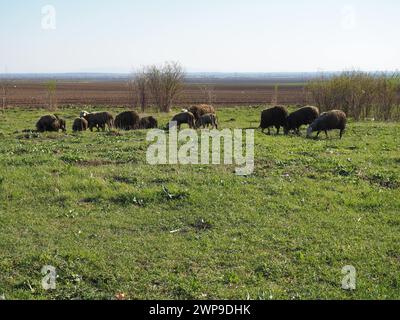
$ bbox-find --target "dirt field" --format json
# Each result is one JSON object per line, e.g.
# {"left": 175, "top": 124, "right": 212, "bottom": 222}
{"left": 3, "top": 81, "right": 308, "bottom": 108}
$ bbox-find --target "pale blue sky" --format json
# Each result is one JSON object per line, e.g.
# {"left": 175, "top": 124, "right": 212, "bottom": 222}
{"left": 0, "top": 0, "right": 399, "bottom": 73}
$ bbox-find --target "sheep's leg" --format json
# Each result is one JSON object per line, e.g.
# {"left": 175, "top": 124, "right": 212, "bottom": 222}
{"left": 340, "top": 129, "right": 344, "bottom": 139}
{"left": 276, "top": 126, "right": 280, "bottom": 135}
{"left": 325, "top": 130, "right": 328, "bottom": 138}
{"left": 316, "top": 131, "right": 321, "bottom": 137}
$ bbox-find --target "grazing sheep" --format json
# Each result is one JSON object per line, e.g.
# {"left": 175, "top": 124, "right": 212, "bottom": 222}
{"left": 139, "top": 116, "right": 158, "bottom": 129}
{"left": 307, "top": 110, "right": 347, "bottom": 139}
{"left": 72, "top": 117, "right": 88, "bottom": 132}
{"left": 284, "top": 106, "right": 320, "bottom": 135}
{"left": 81, "top": 111, "right": 114, "bottom": 131}
{"left": 188, "top": 104, "right": 216, "bottom": 121}
{"left": 170, "top": 112, "right": 196, "bottom": 129}
{"left": 114, "top": 111, "right": 140, "bottom": 130}
{"left": 36, "top": 115, "right": 66, "bottom": 132}
{"left": 196, "top": 113, "right": 218, "bottom": 129}
{"left": 259, "top": 106, "right": 289, "bottom": 135}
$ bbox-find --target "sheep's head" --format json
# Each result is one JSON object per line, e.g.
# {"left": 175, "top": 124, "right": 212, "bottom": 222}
{"left": 283, "top": 126, "right": 290, "bottom": 135}
{"left": 80, "top": 111, "right": 89, "bottom": 118}
{"left": 59, "top": 119, "right": 66, "bottom": 132}
{"left": 306, "top": 125, "right": 314, "bottom": 138}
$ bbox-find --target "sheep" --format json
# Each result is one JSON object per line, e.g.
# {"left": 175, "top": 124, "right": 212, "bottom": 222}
{"left": 196, "top": 113, "right": 218, "bottom": 129}
{"left": 114, "top": 111, "right": 140, "bottom": 130}
{"left": 307, "top": 110, "right": 347, "bottom": 139}
{"left": 81, "top": 111, "right": 114, "bottom": 131}
{"left": 170, "top": 112, "right": 196, "bottom": 129}
{"left": 259, "top": 106, "right": 288, "bottom": 135}
{"left": 188, "top": 104, "right": 216, "bottom": 121}
{"left": 284, "top": 106, "right": 320, "bottom": 135}
{"left": 36, "top": 115, "right": 66, "bottom": 132}
{"left": 72, "top": 117, "right": 88, "bottom": 132}
{"left": 139, "top": 116, "right": 158, "bottom": 129}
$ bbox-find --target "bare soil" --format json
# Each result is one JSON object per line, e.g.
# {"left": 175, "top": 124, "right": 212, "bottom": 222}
{"left": 4, "top": 81, "right": 309, "bottom": 108}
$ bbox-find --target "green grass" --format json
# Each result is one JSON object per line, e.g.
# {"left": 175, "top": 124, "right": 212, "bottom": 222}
{"left": 0, "top": 106, "right": 399, "bottom": 300}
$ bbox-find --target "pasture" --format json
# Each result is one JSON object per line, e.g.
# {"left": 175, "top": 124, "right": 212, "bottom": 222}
{"left": 0, "top": 106, "right": 399, "bottom": 300}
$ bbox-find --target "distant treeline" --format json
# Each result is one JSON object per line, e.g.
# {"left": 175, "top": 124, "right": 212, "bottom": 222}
{"left": 0, "top": 72, "right": 349, "bottom": 84}
{"left": 307, "top": 71, "right": 400, "bottom": 121}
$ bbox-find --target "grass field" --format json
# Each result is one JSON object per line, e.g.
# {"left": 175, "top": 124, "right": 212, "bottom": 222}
{"left": 0, "top": 106, "right": 399, "bottom": 300}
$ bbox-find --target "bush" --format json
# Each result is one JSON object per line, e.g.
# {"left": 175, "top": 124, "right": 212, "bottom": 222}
{"left": 307, "top": 71, "right": 400, "bottom": 121}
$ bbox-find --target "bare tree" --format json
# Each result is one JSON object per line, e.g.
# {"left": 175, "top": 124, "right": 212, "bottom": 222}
{"left": 1, "top": 78, "right": 8, "bottom": 113}
{"left": 0, "top": 68, "right": 9, "bottom": 112}
{"left": 146, "top": 61, "right": 185, "bottom": 112}
{"left": 199, "top": 85, "right": 216, "bottom": 105}
{"left": 271, "top": 84, "right": 279, "bottom": 105}
{"left": 127, "top": 79, "right": 138, "bottom": 109}
{"left": 374, "top": 72, "right": 400, "bottom": 121}
{"left": 134, "top": 69, "right": 148, "bottom": 112}
{"left": 46, "top": 80, "right": 57, "bottom": 111}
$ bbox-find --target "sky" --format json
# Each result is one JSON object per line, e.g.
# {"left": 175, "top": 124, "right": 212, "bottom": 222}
{"left": 0, "top": 0, "right": 399, "bottom": 73}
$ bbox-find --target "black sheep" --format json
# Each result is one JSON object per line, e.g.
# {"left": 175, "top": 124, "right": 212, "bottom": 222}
{"left": 259, "top": 106, "right": 288, "bottom": 135}
{"left": 81, "top": 111, "right": 114, "bottom": 131}
{"left": 36, "top": 115, "right": 66, "bottom": 132}
{"left": 284, "top": 106, "right": 320, "bottom": 135}
{"left": 307, "top": 110, "right": 347, "bottom": 139}
{"left": 139, "top": 116, "right": 158, "bottom": 129}
{"left": 170, "top": 112, "right": 196, "bottom": 129}
{"left": 72, "top": 117, "right": 88, "bottom": 132}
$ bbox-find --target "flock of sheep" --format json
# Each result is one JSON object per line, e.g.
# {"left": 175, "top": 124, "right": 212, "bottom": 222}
{"left": 259, "top": 106, "right": 347, "bottom": 139}
{"left": 35, "top": 104, "right": 218, "bottom": 133}
{"left": 35, "top": 104, "right": 347, "bottom": 139}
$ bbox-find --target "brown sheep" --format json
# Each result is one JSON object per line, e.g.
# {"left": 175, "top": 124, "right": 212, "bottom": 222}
{"left": 81, "top": 111, "right": 114, "bottom": 131}
{"left": 284, "top": 106, "right": 320, "bottom": 135}
{"left": 259, "top": 106, "right": 288, "bottom": 135}
{"left": 188, "top": 104, "right": 216, "bottom": 121}
{"left": 196, "top": 113, "right": 218, "bottom": 129}
{"left": 170, "top": 112, "right": 196, "bottom": 129}
{"left": 307, "top": 110, "right": 347, "bottom": 139}
{"left": 139, "top": 116, "right": 158, "bottom": 129}
{"left": 114, "top": 111, "right": 140, "bottom": 130}
{"left": 72, "top": 118, "right": 88, "bottom": 132}
{"left": 36, "top": 115, "right": 66, "bottom": 132}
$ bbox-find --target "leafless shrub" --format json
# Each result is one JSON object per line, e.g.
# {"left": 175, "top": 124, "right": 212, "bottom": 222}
{"left": 46, "top": 80, "right": 57, "bottom": 111}
{"left": 271, "top": 84, "right": 279, "bottom": 105}
{"left": 374, "top": 72, "right": 400, "bottom": 121}
{"left": 199, "top": 85, "right": 216, "bottom": 105}
{"left": 0, "top": 77, "right": 9, "bottom": 113}
{"left": 128, "top": 68, "right": 148, "bottom": 111}
{"left": 145, "top": 61, "right": 185, "bottom": 112}
{"left": 127, "top": 79, "right": 138, "bottom": 109}
{"left": 307, "top": 71, "right": 400, "bottom": 121}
